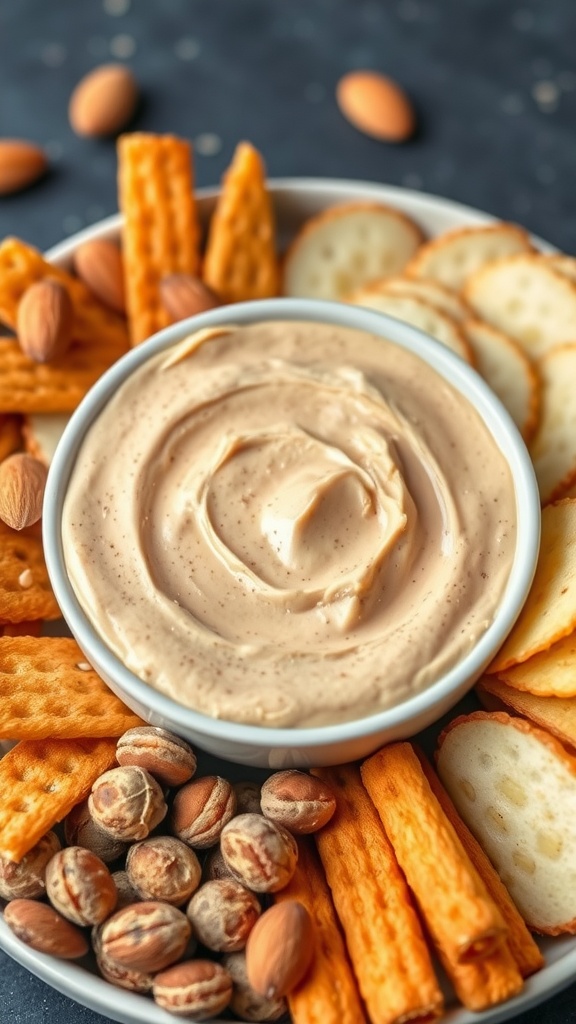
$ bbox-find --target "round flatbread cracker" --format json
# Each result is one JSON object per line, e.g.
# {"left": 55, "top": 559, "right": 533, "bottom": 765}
{"left": 365, "top": 275, "right": 471, "bottom": 321}
{"left": 405, "top": 223, "right": 534, "bottom": 290}
{"left": 529, "top": 344, "right": 576, "bottom": 504}
{"left": 495, "top": 632, "right": 576, "bottom": 699}
{"left": 464, "top": 319, "right": 540, "bottom": 442}
{"left": 349, "top": 289, "right": 473, "bottom": 363}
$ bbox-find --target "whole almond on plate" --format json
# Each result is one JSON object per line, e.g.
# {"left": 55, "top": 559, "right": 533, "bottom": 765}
{"left": 336, "top": 71, "right": 415, "bottom": 142}
{"left": 0, "top": 453, "right": 48, "bottom": 530}
{"left": 246, "top": 900, "right": 314, "bottom": 998}
{"left": 17, "top": 279, "right": 73, "bottom": 363}
{"left": 4, "top": 899, "right": 89, "bottom": 959}
{"left": 0, "top": 140, "right": 48, "bottom": 196}
{"left": 160, "top": 273, "right": 219, "bottom": 323}
{"left": 69, "top": 64, "right": 139, "bottom": 137}
{"left": 74, "top": 238, "right": 126, "bottom": 313}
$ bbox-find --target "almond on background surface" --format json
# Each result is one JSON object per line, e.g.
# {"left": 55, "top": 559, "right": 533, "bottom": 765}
{"left": 336, "top": 71, "right": 416, "bottom": 142}
{"left": 160, "top": 273, "right": 219, "bottom": 323}
{"left": 17, "top": 279, "right": 73, "bottom": 363}
{"left": 0, "top": 453, "right": 48, "bottom": 531}
{"left": 69, "top": 64, "right": 139, "bottom": 138}
{"left": 0, "top": 140, "right": 48, "bottom": 196}
{"left": 74, "top": 238, "right": 126, "bottom": 314}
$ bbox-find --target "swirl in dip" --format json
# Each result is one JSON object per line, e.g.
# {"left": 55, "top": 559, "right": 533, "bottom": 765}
{"left": 62, "top": 320, "right": 517, "bottom": 728}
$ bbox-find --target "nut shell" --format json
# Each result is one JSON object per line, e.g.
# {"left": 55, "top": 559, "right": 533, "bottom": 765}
{"left": 100, "top": 901, "right": 191, "bottom": 973}
{"left": 4, "top": 899, "right": 89, "bottom": 959}
{"left": 126, "top": 835, "right": 201, "bottom": 906}
{"left": 89, "top": 765, "right": 167, "bottom": 841}
{"left": 0, "top": 830, "right": 60, "bottom": 901}
{"left": 153, "top": 960, "right": 232, "bottom": 1020}
{"left": 171, "top": 775, "right": 236, "bottom": 849}
{"left": 65, "top": 798, "right": 128, "bottom": 863}
{"left": 186, "top": 878, "right": 261, "bottom": 952}
{"left": 220, "top": 813, "right": 298, "bottom": 893}
{"left": 223, "top": 950, "right": 287, "bottom": 1022}
{"left": 260, "top": 770, "right": 336, "bottom": 834}
{"left": 45, "top": 846, "right": 117, "bottom": 927}
{"left": 246, "top": 900, "right": 314, "bottom": 999}
{"left": 116, "top": 726, "right": 197, "bottom": 788}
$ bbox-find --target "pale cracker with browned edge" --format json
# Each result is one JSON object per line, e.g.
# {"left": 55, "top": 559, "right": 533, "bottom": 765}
{"left": 530, "top": 344, "right": 576, "bottom": 503}
{"left": 405, "top": 223, "right": 534, "bottom": 290}
{"left": 464, "top": 319, "right": 540, "bottom": 443}
{"left": 118, "top": 133, "right": 201, "bottom": 346}
{"left": 476, "top": 675, "right": 576, "bottom": 752}
{"left": 0, "top": 521, "right": 60, "bottom": 623}
{"left": 350, "top": 288, "right": 473, "bottom": 363}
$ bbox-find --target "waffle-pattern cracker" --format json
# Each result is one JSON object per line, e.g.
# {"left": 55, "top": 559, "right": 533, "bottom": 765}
{"left": 0, "top": 635, "right": 144, "bottom": 740}
{"left": 0, "top": 521, "right": 60, "bottom": 623}
{"left": 0, "top": 238, "right": 129, "bottom": 413}
{"left": 203, "top": 141, "right": 279, "bottom": 303}
{"left": 118, "top": 133, "right": 201, "bottom": 346}
{"left": 0, "top": 736, "right": 117, "bottom": 862}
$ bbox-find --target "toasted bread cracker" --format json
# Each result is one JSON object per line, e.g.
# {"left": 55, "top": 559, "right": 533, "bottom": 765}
{"left": 529, "top": 344, "right": 576, "bottom": 503}
{"left": 118, "top": 133, "right": 201, "bottom": 345}
{"left": 22, "top": 413, "right": 70, "bottom": 465}
{"left": 489, "top": 499, "right": 576, "bottom": 672}
{"left": 350, "top": 288, "right": 473, "bottom": 362}
{"left": 494, "top": 631, "right": 576, "bottom": 698}
{"left": 0, "top": 636, "right": 144, "bottom": 740}
{"left": 436, "top": 711, "right": 576, "bottom": 934}
{"left": 464, "top": 319, "right": 540, "bottom": 442}
{"left": 371, "top": 275, "right": 472, "bottom": 321}
{"left": 0, "top": 415, "right": 22, "bottom": 461}
{"left": 283, "top": 202, "right": 424, "bottom": 301}
{"left": 543, "top": 254, "right": 576, "bottom": 283}
{"left": 464, "top": 254, "right": 576, "bottom": 357}
{"left": 0, "top": 737, "right": 117, "bottom": 862}
{"left": 405, "top": 223, "right": 533, "bottom": 289}
{"left": 0, "top": 521, "right": 60, "bottom": 623}
{"left": 477, "top": 675, "right": 576, "bottom": 752}
{"left": 203, "top": 141, "right": 279, "bottom": 304}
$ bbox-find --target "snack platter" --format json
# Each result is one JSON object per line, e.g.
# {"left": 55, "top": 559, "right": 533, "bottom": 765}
{"left": 1, "top": 164, "right": 576, "bottom": 1024}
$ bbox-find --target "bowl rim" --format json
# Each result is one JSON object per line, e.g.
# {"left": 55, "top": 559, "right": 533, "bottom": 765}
{"left": 44, "top": 296, "right": 541, "bottom": 748}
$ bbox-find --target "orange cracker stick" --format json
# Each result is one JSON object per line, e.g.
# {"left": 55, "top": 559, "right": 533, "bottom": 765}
{"left": 203, "top": 141, "right": 280, "bottom": 303}
{"left": 477, "top": 674, "right": 576, "bottom": 752}
{"left": 312, "top": 763, "right": 443, "bottom": 1024}
{"left": 274, "top": 837, "right": 368, "bottom": 1024}
{"left": 0, "top": 636, "right": 144, "bottom": 740}
{"left": 118, "top": 132, "right": 201, "bottom": 346}
{"left": 438, "top": 944, "right": 523, "bottom": 1011}
{"left": 0, "top": 736, "right": 117, "bottom": 862}
{"left": 360, "top": 743, "right": 507, "bottom": 965}
{"left": 415, "top": 747, "right": 543, "bottom": 978}
{"left": 0, "top": 521, "right": 60, "bottom": 622}
{"left": 2, "top": 620, "right": 42, "bottom": 637}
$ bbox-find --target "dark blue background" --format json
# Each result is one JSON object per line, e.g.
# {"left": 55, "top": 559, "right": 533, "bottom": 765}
{"left": 1, "top": 0, "right": 575, "bottom": 1021}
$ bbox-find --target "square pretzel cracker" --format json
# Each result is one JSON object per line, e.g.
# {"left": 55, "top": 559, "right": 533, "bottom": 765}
{"left": 0, "top": 636, "right": 144, "bottom": 740}
{"left": 0, "top": 238, "right": 129, "bottom": 413}
{"left": 0, "top": 736, "right": 117, "bottom": 862}
{"left": 118, "top": 132, "right": 201, "bottom": 346}
{"left": 203, "top": 141, "right": 280, "bottom": 303}
{"left": 0, "top": 520, "right": 60, "bottom": 623}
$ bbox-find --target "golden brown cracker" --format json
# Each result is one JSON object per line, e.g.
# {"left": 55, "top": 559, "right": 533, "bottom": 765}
{"left": 203, "top": 141, "right": 279, "bottom": 303}
{"left": 477, "top": 675, "right": 576, "bottom": 752}
{"left": 0, "top": 635, "right": 144, "bottom": 740}
{"left": 0, "top": 737, "right": 117, "bottom": 862}
{"left": 0, "top": 521, "right": 60, "bottom": 622}
{"left": 0, "top": 414, "right": 22, "bottom": 461}
{"left": 118, "top": 133, "right": 201, "bottom": 346}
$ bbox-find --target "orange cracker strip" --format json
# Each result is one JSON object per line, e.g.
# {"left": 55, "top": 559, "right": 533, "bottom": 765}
{"left": 0, "top": 636, "right": 144, "bottom": 740}
{"left": 477, "top": 674, "right": 576, "bottom": 753}
{"left": 416, "top": 747, "right": 543, "bottom": 978}
{"left": 118, "top": 132, "right": 201, "bottom": 346}
{"left": 0, "top": 521, "right": 60, "bottom": 622}
{"left": 203, "top": 141, "right": 279, "bottom": 303}
{"left": 0, "top": 736, "right": 117, "bottom": 862}
{"left": 2, "top": 620, "right": 42, "bottom": 637}
{"left": 274, "top": 837, "right": 368, "bottom": 1024}
{"left": 312, "top": 763, "right": 443, "bottom": 1024}
{"left": 0, "top": 238, "right": 129, "bottom": 413}
{"left": 0, "top": 414, "right": 22, "bottom": 461}
{"left": 438, "top": 945, "right": 523, "bottom": 1012}
{"left": 360, "top": 743, "right": 507, "bottom": 965}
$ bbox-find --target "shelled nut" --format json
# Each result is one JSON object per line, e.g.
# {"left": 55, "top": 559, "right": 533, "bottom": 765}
{"left": 153, "top": 960, "right": 233, "bottom": 1020}
{"left": 0, "top": 831, "right": 60, "bottom": 901}
{"left": 100, "top": 901, "right": 191, "bottom": 973}
{"left": 4, "top": 899, "right": 89, "bottom": 959}
{"left": 65, "top": 798, "right": 128, "bottom": 863}
{"left": 220, "top": 813, "right": 298, "bottom": 893}
{"left": 223, "top": 950, "right": 287, "bottom": 1022}
{"left": 171, "top": 775, "right": 236, "bottom": 849}
{"left": 93, "top": 923, "right": 155, "bottom": 993}
{"left": 45, "top": 846, "right": 117, "bottom": 927}
{"left": 260, "top": 770, "right": 336, "bottom": 834}
{"left": 246, "top": 900, "right": 314, "bottom": 999}
{"left": 186, "top": 878, "right": 261, "bottom": 952}
{"left": 89, "top": 765, "right": 167, "bottom": 842}
{"left": 116, "top": 726, "right": 197, "bottom": 788}
{"left": 126, "top": 835, "right": 201, "bottom": 906}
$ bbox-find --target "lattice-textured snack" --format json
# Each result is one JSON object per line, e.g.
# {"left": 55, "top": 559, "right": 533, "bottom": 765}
{"left": 117, "top": 132, "right": 201, "bottom": 345}
{"left": 203, "top": 141, "right": 279, "bottom": 303}
{"left": 0, "top": 237, "right": 129, "bottom": 413}
{"left": 0, "top": 737, "right": 117, "bottom": 862}
{"left": 0, "top": 635, "right": 144, "bottom": 739}
{"left": 0, "top": 520, "right": 60, "bottom": 622}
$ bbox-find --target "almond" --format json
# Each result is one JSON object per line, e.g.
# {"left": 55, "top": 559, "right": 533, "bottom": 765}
{"left": 69, "top": 64, "right": 139, "bottom": 138}
{"left": 0, "top": 453, "right": 48, "bottom": 530}
{"left": 160, "top": 274, "right": 219, "bottom": 323}
{"left": 0, "top": 140, "right": 48, "bottom": 196}
{"left": 336, "top": 71, "right": 415, "bottom": 143}
{"left": 17, "top": 279, "right": 73, "bottom": 363}
{"left": 74, "top": 238, "right": 126, "bottom": 313}
{"left": 4, "top": 899, "right": 89, "bottom": 959}
{"left": 245, "top": 900, "right": 314, "bottom": 999}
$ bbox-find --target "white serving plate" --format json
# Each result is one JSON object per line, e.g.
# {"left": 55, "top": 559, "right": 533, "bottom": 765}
{"left": 1, "top": 178, "right": 572, "bottom": 1024}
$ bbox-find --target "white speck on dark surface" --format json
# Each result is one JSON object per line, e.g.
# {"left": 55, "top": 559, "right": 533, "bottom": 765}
{"left": 194, "top": 132, "right": 222, "bottom": 156}
{"left": 532, "top": 79, "right": 560, "bottom": 110}
{"left": 174, "top": 36, "right": 201, "bottom": 60}
{"left": 103, "top": 0, "right": 131, "bottom": 15}
{"left": 109, "top": 32, "right": 136, "bottom": 58}
{"left": 40, "top": 42, "right": 67, "bottom": 67}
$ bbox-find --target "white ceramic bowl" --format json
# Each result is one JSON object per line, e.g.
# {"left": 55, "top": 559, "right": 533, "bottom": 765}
{"left": 44, "top": 286, "right": 540, "bottom": 768}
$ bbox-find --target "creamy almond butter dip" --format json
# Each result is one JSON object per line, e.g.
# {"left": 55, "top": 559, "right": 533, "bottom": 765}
{"left": 63, "top": 320, "right": 517, "bottom": 728}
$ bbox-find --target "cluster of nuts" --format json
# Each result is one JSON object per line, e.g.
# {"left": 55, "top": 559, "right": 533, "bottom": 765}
{"left": 0, "top": 725, "right": 337, "bottom": 1021}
